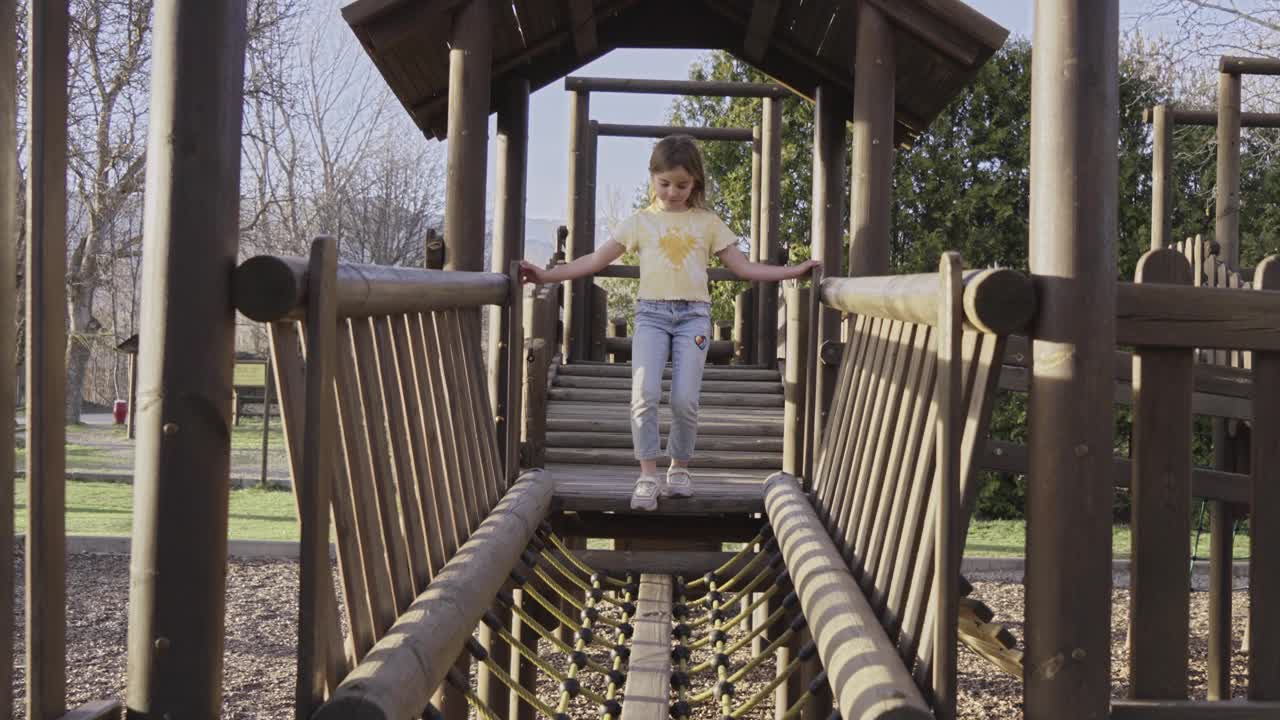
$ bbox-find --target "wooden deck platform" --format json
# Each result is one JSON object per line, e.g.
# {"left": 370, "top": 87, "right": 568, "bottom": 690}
{"left": 546, "top": 362, "right": 784, "bottom": 516}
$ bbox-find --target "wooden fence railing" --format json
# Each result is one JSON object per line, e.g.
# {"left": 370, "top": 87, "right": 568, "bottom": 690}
{"left": 233, "top": 238, "right": 526, "bottom": 716}
{"left": 807, "top": 259, "right": 1036, "bottom": 718}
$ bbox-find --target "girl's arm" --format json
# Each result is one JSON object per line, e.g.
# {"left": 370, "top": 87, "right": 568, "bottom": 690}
{"left": 519, "top": 240, "right": 627, "bottom": 284}
{"left": 716, "top": 245, "right": 821, "bottom": 282}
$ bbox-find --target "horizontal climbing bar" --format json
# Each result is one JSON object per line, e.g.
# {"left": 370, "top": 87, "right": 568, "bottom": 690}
{"left": 234, "top": 252, "right": 510, "bottom": 321}
{"left": 763, "top": 473, "right": 931, "bottom": 720}
{"left": 1116, "top": 282, "right": 1280, "bottom": 351}
{"left": 314, "top": 470, "right": 554, "bottom": 720}
{"left": 820, "top": 267, "right": 1035, "bottom": 334}
{"left": 603, "top": 336, "right": 734, "bottom": 361}
{"left": 596, "top": 264, "right": 739, "bottom": 282}
{"left": 595, "top": 123, "right": 753, "bottom": 142}
{"left": 1220, "top": 55, "right": 1280, "bottom": 76}
{"left": 565, "top": 76, "right": 791, "bottom": 98}
{"left": 1143, "top": 107, "right": 1280, "bottom": 129}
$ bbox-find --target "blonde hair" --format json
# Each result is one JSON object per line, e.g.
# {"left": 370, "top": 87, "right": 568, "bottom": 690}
{"left": 649, "top": 134, "right": 708, "bottom": 209}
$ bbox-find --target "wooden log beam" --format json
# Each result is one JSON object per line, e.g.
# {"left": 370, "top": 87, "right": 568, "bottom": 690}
{"left": 124, "top": 1, "right": 249, "bottom": 715}
{"left": 1142, "top": 107, "right": 1280, "bottom": 129}
{"left": 25, "top": 0, "right": 70, "bottom": 714}
{"left": 444, "top": 0, "right": 491, "bottom": 273}
{"left": 595, "top": 123, "right": 753, "bottom": 141}
{"left": 1115, "top": 282, "right": 1280, "bottom": 351}
{"left": 743, "top": 0, "right": 782, "bottom": 63}
{"left": 1150, "top": 105, "right": 1172, "bottom": 250}
{"left": 1025, "top": 1, "right": 1118, "bottom": 717}
{"left": 234, "top": 255, "right": 509, "bottom": 321}
{"left": 561, "top": 550, "right": 738, "bottom": 577}
{"left": 1216, "top": 70, "right": 1242, "bottom": 266}
{"left": 763, "top": 473, "right": 931, "bottom": 720}
{"left": 564, "top": 75, "right": 791, "bottom": 97}
{"left": 551, "top": 510, "right": 763, "bottom": 542}
{"left": 619, "top": 575, "right": 672, "bottom": 720}
{"left": 314, "top": 470, "right": 555, "bottom": 720}
{"left": 1111, "top": 699, "right": 1280, "bottom": 719}
{"left": 1219, "top": 56, "right": 1280, "bottom": 75}
{"left": 820, "top": 268, "right": 1036, "bottom": 335}
{"left": 849, "top": 3, "right": 894, "bottom": 279}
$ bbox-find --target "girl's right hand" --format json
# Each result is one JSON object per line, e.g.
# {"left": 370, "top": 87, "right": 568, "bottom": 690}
{"left": 518, "top": 260, "right": 546, "bottom": 285}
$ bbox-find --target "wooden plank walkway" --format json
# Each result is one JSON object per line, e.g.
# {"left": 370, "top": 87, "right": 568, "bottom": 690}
{"left": 547, "top": 362, "right": 784, "bottom": 515}
{"left": 620, "top": 574, "right": 672, "bottom": 720}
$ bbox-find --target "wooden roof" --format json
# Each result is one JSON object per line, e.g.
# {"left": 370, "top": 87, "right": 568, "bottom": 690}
{"left": 342, "top": 0, "right": 1008, "bottom": 143}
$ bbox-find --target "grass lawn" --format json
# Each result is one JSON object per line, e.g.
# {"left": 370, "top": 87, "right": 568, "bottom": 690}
{"left": 8, "top": 478, "right": 1259, "bottom": 557}
{"left": 14, "top": 421, "right": 286, "bottom": 472}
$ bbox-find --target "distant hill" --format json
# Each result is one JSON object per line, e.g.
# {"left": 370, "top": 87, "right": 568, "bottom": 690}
{"left": 524, "top": 217, "right": 563, "bottom": 265}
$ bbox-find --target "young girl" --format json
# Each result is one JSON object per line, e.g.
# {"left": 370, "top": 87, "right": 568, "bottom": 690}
{"left": 519, "top": 134, "right": 819, "bottom": 511}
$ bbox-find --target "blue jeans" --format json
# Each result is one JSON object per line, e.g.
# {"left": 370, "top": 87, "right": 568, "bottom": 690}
{"left": 631, "top": 300, "right": 712, "bottom": 462}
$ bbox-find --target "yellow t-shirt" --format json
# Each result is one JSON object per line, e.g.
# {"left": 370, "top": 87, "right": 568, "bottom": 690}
{"left": 612, "top": 205, "right": 739, "bottom": 303}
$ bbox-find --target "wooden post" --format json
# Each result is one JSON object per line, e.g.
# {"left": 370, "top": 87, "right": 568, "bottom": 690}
{"left": 564, "top": 90, "right": 590, "bottom": 361}
{"left": 521, "top": 339, "right": 549, "bottom": 468}
{"left": 586, "top": 120, "right": 599, "bottom": 358}
{"left": 757, "top": 98, "right": 783, "bottom": 369}
{"left": 26, "top": 1, "right": 70, "bottom": 713}
{"left": 933, "top": 252, "right": 962, "bottom": 720}
{"left": 1250, "top": 257, "right": 1280, "bottom": 700}
{"left": 715, "top": 321, "right": 732, "bottom": 366}
{"left": 849, "top": 4, "right": 894, "bottom": 278}
{"left": 1128, "top": 249, "right": 1193, "bottom": 700}
{"left": 609, "top": 316, "right": 628, "bottom": 363}
{"left": 444, "top": 0, "right": 491, "bottom": 274}
{"left": 425, "top": 228, "right": 445, "bottom": 270}
{"left": 127, "top": 352, "right": 138, "bottom": 439}
{"left": 1216, "top": 71, "right": 1241, "bottom": 267}
{"left": 124, "top": 1, "right": 249, "bottom": 715}
{"left": 1150, "top": 105, "right": 1172, "bottom": 251}
{"left": 735, "top": 289, "right": 755, "bottom": 365}
{"left": 590, "top": 286, "right": 607, "bottom": 361}
{"left": 0, "top": 0, "right": 14, "bottom": 710}
{"left": 811, "top": 85, "right": 847, "bottom": 470}
{"left": 783, "top": 286, "right": 809, "bottom": 475}
{"left": 489, "top": 76, "right": 529, "bottom": 489}
{"left": 260, "top": 357, "right": 273, "bottom": 488}
{"left": 751, "top": 122, "right": 763, "bottom": 364}
{"left": 1025, "top": 2, "right": 1118, "bottom": 719}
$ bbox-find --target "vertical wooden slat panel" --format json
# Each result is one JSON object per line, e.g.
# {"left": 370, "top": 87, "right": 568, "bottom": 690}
{"left": 833, "top": 319, "right": 894, "bottom": 552}
{"left": 411, "top": 313, "right": 469, "bottom": 552}
{"left": 371, "top": 317, "right": 434, "bottom": 590}
{"left": 814, "top": 314, "right": 865, "bottom": 523}
{"left": 296, "top": 240, "right": 339, "bottom": 717}
{"left": 269, "top": 322, "right": 348, "bottom": 690}
{"left": 25, "top": 0, "right": 70, "bottom": 714}
{"left": 335, "top": 321, "right": 398, "bottom": 634}
{"left": 433, "top": 311, "right": 485, "bottom": 531}
{"left": 863, "top": 326, "right": 931, "bottom": 599}
{"left": 352, "top": 319, "right": 415, "bottom": 611}
{"left": 851, "top": 322, "right": 918, "bottom": 567}
{"left": 460, "top": 309, "right": 504, "bottom": 509}
{"left": 1250, "top": 257, "right": 1280, "bottom": 700}
{"left": 397, "top": 314, "right": 460, "bottom": 561}
{"left": 827, "top": 317, "right": 886, "bottom": 542}
{"left": 504, "top": 264, "right": 525, "bottom": 488}
{"left": 329, "top": 419, "right": 377, "bottom": 661}
{"left": 1128, "top": 249, "right": 1193, "bottom": 700}
{"left": 0, "top": 0, "right": 16, "bottom": 711}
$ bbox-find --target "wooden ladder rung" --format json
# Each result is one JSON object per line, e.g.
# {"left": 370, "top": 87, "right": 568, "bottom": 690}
{"left": 620, "top": 574, "right": 672, "bottom": 720}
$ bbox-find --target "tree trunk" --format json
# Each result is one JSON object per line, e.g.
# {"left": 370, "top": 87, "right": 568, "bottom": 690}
{"left": 65, "top": 281, "right": 93, "bottom": 423}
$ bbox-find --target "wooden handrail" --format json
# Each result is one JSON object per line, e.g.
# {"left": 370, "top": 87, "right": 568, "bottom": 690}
{"left": 1116, "top": 279, "right": 1280, "bottom": 350}
{"left": 820, "top": 268, "right": 1036, "bottom": 335}
{"left": 234, "top": 254, "right": 510, "bottom": 322}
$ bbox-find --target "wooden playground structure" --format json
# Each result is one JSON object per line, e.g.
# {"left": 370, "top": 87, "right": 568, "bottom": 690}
{"left": 5, "top": 1, "right": 1280, "bottom": 719}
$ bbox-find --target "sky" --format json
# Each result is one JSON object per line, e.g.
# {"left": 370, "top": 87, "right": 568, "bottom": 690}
{"left": 483, "top": 1, "right": 1035, "bottom": 226}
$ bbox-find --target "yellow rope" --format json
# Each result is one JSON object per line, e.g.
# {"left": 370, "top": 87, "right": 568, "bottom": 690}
{"left": 683, "top": 532, "right": 767, "bottom": 590}
{"left": 544, "top": 532, "right": 627, "bottom": 587}
{"left": 729, "top": 656, "right": 802, "bottom": 718}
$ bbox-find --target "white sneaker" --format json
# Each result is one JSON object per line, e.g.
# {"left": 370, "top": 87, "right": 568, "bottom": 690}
{"left": 664, "top": 467, "right": 694, "bottom": 498}
{"left": 630, "top": 475, "right": 662, "bottom": 511}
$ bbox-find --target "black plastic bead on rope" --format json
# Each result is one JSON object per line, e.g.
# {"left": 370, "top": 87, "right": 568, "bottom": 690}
{"left": 529, "top": 534, "right": 547, "bottom": 551}
{"left": 617, "top": 622, "right": 634, "bottom": 639}
{"left": 571, "top": 650, "right": 589, "bottom": 669}
{"left": 672, "top": 604, "right": 689, "bottom": 619}
{"left": 581, "top": 607, "right": 599, "bottom": 623}
{"left": 708, "top": 590, "right": 723, "bottom": 603}
{"left": 713, "top": 653, "right": 730, "bottom": 669}
{"left": 590, "top": 572, "right": 603, "bottom": 584}
{"left": 789, "top": 614, "right": 807, "bottom": 632}
{"left": 783, "top": 591, "right": 799, "bottom": 609}
{"left": 769, "top": 551, "right": 785, "bottom": 569}
{"left": 601, "top": 700, "right": 623, "bottom": 717}
{"left": 710, "top": 608, "right": 727, "bottom": 622}
{"left": 590, "top": 587, "right": 604, "bottom": 601}
{"left": 612, "top": 645, "right": 631, "bottom": 661}
{"left": 509, "top": 569, "right": 528, "bottom": 585}
{"left": 520, "top": 549, "right": 539, "bottom": 568}
{"left": 560, "top": 678, "right": 581, "bottom": 698}
{"left": 776, "top": 569, "right": 791, "bottom": 586}
{"left": 670, "top": 700, "right": 691, "bottom": 718}
{"left": 554, "top": 712, "right": 571, "bottom": 720}
{"left": 495, "top": 590, "right": 515, "bottom": 607}
{"left": 799, "top": 640, "right": 818, "bottom": 661}
{"left": 481, "top": 610, "right": 503, "bottom": 630}
{"left": 807, "top": 669, "right": 828, "bottom": 694}
{"left": 577, "top": 627, "right": 594, "bottom": 644}
{"left": 466, "top": 637, "right": 489, "bottom": 661}
{"left": 671, "top": 645, "right": 691, "bottom": 662}
{"left": 621, "top": 602, "right": 636, "bottom": 616}
{"left": 672, "top": 623, "right": 691, "bottom": 640}
{"left": 674, "top": 577, "right": 687, "bottom": 595}
{"left": 715, "top": 680, "right": 735, "bottom": 697}
{"left": 763, "top": 535, "right": 779, "bottom": 552}
{"left": 538, "top": 520, "right": 554, "bottom": 535}
{"left": 670, "top": 671, "right": 689, "bottom": 689}
{"left": 608, "top": 669, "right": 626, "bottom": 686}
{"left": 760, "top": 524, "right": 774, "bottom": 540}
{"left": 703, "top": 571, "right": 718, "bottom": 585}
{"left": 710, "top": 629, "right": 727, "bottom": 644}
